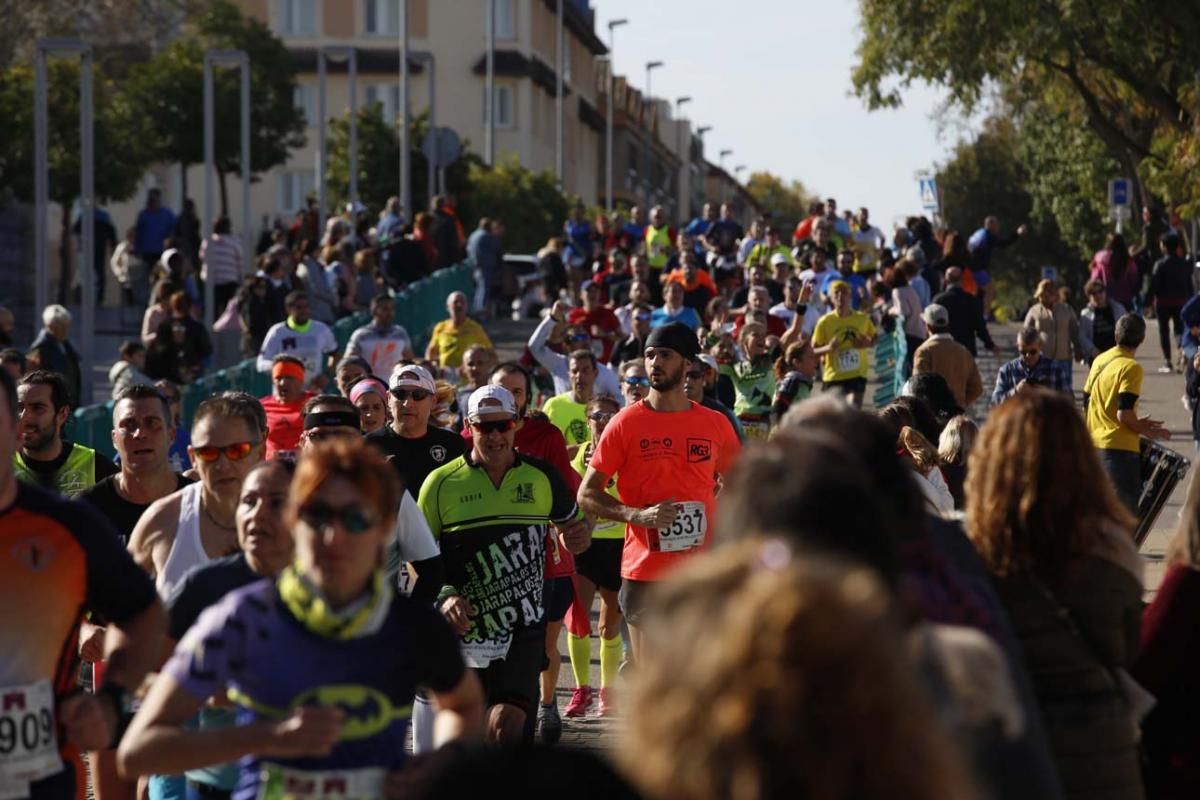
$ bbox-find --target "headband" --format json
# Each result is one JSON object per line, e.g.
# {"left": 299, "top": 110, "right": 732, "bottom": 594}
{"left": 303, "top": 411, "right": 361, "bottom": 431}
{"left": 272, "top": 361, "right": 306, "bottom": 382}
{"left": 349, "top": 377, "right": 388, "bottom": 405}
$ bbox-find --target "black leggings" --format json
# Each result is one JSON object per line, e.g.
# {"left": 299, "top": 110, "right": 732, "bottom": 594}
{"left": 1157, "top": 305, "right": 1184, "bottom": 363}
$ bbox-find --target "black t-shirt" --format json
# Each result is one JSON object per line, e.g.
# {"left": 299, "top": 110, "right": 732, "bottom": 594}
{"left": 166, "top": 552, "right": 259, "bottom": 641}
{"left": 1091, "top": 305, "right": 1117, "bottom": 354}
{"left": 78, "top": 473, "right": 194, "bottom": 542}
{"left": 366, "top": 426, "right": 467, "bottom": 497}
{"left": 19, "top": 441, "right": 119, "bottom": 491}
{"left": 706, "top": 220, "right": 744, "bottom": 255}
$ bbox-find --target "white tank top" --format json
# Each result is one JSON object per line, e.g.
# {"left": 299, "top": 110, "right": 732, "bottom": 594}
{"left": 156, "top": 482, "right": 210, "bottom": 599}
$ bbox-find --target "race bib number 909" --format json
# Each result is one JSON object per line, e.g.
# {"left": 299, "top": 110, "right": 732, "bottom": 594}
{"left": 653, "top": 502, "right": 707, "bottom": 553}
{"left": 0, "top": 679, "right": 62, "bottom": 798}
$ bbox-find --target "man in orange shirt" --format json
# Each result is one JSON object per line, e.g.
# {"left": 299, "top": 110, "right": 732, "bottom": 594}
{"left": 258, "top": 355, "right": 314, "bottom": 461}
{"left": 663, "top": 252, "right": 717, "bottom": 314}
{"left": 578, "top": 322, "right": 740, "bottom": 661}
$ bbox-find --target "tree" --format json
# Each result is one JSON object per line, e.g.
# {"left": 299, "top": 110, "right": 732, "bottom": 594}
{"left": 744, "top": 172, "right": 818, "bottom": 233}
{"left": 0, "top": 59, "right": 152, "bottom": 301}
{"left": 124, "top": 0, "right": 304, "bottom": 216}
{"left": 853, "top": 0, "right": 1200, "bottom": 218}
{"left": 454, "top": 158, "right": 569, "bottom": 254}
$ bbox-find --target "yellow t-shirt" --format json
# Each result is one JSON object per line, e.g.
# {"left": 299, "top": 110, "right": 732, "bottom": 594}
{"left": 543, "top": 394, "right": 589, "bottom": 447}
{"left": 429, "top": 318, "right": 493, "bottom": 368}
{"left": 644, "top": 225, "right": 671, "bottom": 269}
{"left": 571, "top": 444, "right": 624, "bottom": 539}
{"left": 1083, "top": 347, "right": 1143, "bottom": 453}
{"left": 811, "top": 311, "right": 876, "bottom": 383}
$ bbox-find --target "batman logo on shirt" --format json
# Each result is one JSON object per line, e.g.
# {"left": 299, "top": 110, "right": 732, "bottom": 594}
{"left": 291, "top": 685, "right": 410, "bottom": 740}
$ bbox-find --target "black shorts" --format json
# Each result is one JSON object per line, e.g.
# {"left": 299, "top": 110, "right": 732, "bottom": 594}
{"left": 825, "top": 377, "right": 867, "bottom": 397}
{"left": 618, "top": 578, "right": 657, "bottom": 627}
{"left": 542, "top": 576, "right": 575, "bottom": 623}
{"left": 472, "top": 625, "right": 545, "bottom": 714}
{"left": 575, "top": 538, "right": 623, "bottom": 593}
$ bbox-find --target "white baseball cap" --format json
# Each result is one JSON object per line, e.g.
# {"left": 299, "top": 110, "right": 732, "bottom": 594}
{"left": 468, "top": 385, "right": 517, "bottom": 421}
{"left": 389, "top": 364, "right": 436, "bottom": 393}
{"left": 697, "top": 353, "right": 719, "bottom": 372}
{"left": 769, "top": 252, "right": 790, "bottom": 267}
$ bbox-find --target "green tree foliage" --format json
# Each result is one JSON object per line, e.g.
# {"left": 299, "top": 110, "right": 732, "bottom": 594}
{"left": 936, "top": 115, "right": 1079, "bottom": 316}
{"left": 124, "top": 0, "right": 305, "bottom": 215}
{"left": 744, "top": 172, "right": 818, "bottom": 233}
{"left": 853, "top": 0, "right": 1200, "bottom": 219}
{"left": 455, "top": 158, "right": 569, "bottom": 255}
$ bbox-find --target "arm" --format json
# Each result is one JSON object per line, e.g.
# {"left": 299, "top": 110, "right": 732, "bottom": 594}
{"left": 527, "top": 315, "right": 568, "bottom": 381}
{"left": 1116, "top": 406, "right": 1169, "bottom": 439}
{"left": 408, "top": 555, "right": 445, "bottom": 605}
{"left": 428, "top": 670, "right": 484, "bottom": 748}
{"left": 973, "top": 295, "right": 995, "bottom": 350}
{"left": 991, "top": 365, "right": 1012, "bottom": 406}
{"left": 578, "top": 466, "right": 674, "bottom": 530}
{"left": 256, "top": 326, "right": 280, "bottom": 372}
{"left": 127, "top": 495, "right": 179, "bottom": 577}
{"left": 424, "top": 327, "right": 440, "bottom": 363}
{"left": 1078, "top": 310, "right": 1097, "bottom": 361}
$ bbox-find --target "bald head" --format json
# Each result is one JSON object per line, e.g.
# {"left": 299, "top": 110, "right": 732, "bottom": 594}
{"left": 944, "top": 267, "right": 963, "bottom": 286}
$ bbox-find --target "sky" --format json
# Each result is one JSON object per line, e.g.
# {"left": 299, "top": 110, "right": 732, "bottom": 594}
{"left": 591, "top": 0, "right": 972, "bottom": 229}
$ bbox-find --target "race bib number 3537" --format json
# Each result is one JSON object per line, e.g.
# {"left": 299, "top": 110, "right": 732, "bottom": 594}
{"left": 653, "top": 502, "right": 707, "bottom": 553}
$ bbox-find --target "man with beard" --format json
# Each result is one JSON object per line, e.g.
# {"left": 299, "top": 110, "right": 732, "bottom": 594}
{"left": 13, "top": 370, "right": 116, "bottom": 495}
{"left": 578, "top": 323, "right": 740, "bottom": 662}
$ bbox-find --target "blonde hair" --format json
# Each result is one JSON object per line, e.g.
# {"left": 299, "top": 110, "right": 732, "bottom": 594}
{"left": 620, "top": 538, "right": 977, "bottom": 800}
{"left": 937, "top": 415, "right": 978, "bottom": 466}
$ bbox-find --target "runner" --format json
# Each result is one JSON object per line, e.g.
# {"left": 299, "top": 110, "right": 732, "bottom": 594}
{"left": 811, "top": 281, "right": 877, "bottom": 408}
{"left": 542, "top": 351, "right": 599, "bottom": 456}
{"left": 347, "top": 376, "right": 390, "bottom": 435}
{"left": 118, "top": 439, "right": 484, "bottom": 796}
{"left": 0, "top": 367, "right": 165, "bottom": 800}
{"left": 578, "top": 323, "right": 741, "bottom": 661}
{"left": 14, "top": 371, "right": 117, "bottom": 496}
{"left": 771, "top": 342, "right": 819, "bottom": 425}
{"left": 333, "top": 356, "right": 371, "bottom": 399}
{"left": 365, "top": 364, "right": 465, "bottom": 499}
{"left": 255, "top": 291, "right": 338, "bottom": 390}
{"left": 128, "top": 395, "right": 265, "bottom": 598}
{"left": 258, "top": 356, "right": 314, "bottom": 462}
{"left": 684, "top": 355, "right": 744, "bottom": 441}
{"left": 420, "top": 385, "right": 589, "bottom": 744}
{"left": 617, "top": 360, "right": 650, "bottom": 407}
{"left": 728, "top": 323, "right": 776, "bottom": 439}
{"left": 343, "top": 294, "right": 414, "bottom": 380}
{"left": 565, "top": 395, "right": 625, "bottom": 719}
{"left": 528, "top": 302, "right": 623, "bottom": 400}
{"left": 610, "top": 304, "right": 652, "bottom": 368}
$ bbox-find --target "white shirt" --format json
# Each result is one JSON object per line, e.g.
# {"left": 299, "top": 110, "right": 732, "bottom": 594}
{"left": 256, "top": 319, "right": 338, "bottom": 381}
{"left": 769, "top": 302, "right": 822, "bottom": 338}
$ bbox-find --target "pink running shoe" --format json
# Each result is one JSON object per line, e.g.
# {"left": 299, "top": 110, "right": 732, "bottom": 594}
{"left": 564, "top": 686, "right": 593, "bottom": 718}
{"left": 597, "top": 688, "right": 614, "bottom": 717}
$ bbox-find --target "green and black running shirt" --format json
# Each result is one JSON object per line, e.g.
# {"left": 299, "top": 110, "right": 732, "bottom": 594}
{"left": 417, "top": 451, "right": 579, "bottom": 667}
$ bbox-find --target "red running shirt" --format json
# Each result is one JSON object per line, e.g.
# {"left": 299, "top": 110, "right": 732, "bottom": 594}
{"left": 589, "top": 401, "right": 740, "bottom": 581}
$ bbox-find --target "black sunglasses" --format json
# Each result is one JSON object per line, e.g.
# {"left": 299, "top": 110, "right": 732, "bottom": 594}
{"left": 1020, "top": 349, "right": 1040, "bottom": 357}
{"left": 391, "top": 388, "right": 431, "bottom": 402}
{"left": 299, "top": 502, "right": 378, "bottom": 535}
{"left": 685, "top": 370, "right": 704, "bottom": 380}
{"left": 472, "top": 419, "right": 516, "bottom": 434}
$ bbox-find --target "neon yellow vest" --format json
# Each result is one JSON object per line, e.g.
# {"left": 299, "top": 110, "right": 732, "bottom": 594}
{"left": 645, "top": 225, "right": 671, "bottom": 269}
{"left": 13, "top": 443, "right": 99, "bottom": 497}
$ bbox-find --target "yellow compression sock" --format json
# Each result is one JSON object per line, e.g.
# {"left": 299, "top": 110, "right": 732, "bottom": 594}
{"left": 567, "top": 633, "right": 592, "bottom": 688}
{"left": 600, "top": 635, "right": 623, "bottom": 688}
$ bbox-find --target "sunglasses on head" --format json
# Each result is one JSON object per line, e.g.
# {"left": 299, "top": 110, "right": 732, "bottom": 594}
{"left": 193, "top": 441, "right": 258, "bottom": 462}
{"left": 472, "top": 419, "right": 516, "bottom": 434}
{"left": 624, "top": 376, "right": 650, "bottom": 387}
{"left": 299, "top": 502, "right": 378, "bottom": 535}
{"left": 391, "top": 388, "right": 431, "bottom": 402}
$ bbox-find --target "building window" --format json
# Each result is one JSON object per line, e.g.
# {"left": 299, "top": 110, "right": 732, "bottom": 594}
{"left": 278, "top": 0, "right": 317, "bottom": 35}
{"left": 483, "top": 84, "right": 515, "bottom": 129}
{"left": 279, "top": 170, "right": 315, "bottom": 215}
{"left": 363, "top": 0, "right": 401, "bottom": 35}
{"left": 293, "top": 84, "right": 316, "bottom": 128}
{"left": 365, "top": 83, "right": 402, "bottom": 122}
{"left": 493, "top": 0, "right": 515, "bottom": 40}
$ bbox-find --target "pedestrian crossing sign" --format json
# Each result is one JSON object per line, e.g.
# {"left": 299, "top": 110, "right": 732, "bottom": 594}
{"left": 919, "top": 177, "right": 939, "bottom": 211}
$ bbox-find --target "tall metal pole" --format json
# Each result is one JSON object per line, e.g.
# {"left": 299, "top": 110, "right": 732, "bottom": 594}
{"left": 318, "top": 47, "right": 358, "bottom": 238}
{"left": 555, "top": 0, "right": 564, "bottom": 187}
{"left": 421, "top": 53, "right": 436, "bottom": 203}
{"left": 675, "top": 96, "right": 691, "bottom": 224}
{"left": 604, "top": 19, "right": 628, "bottom": 214}
{"left": 318, "top": 54, "right": 327, "bottom": 236}
{"left": 79, "top": 49, "right": 94, "bottom": 406}
{"left": 239, "top": 53, "right": 251, "bottom": 278}
{"left": 33, "top": 48, "right": 49, "bottom": 318}
{"left": 484, "top": 0, "right": 495, "bottom": 166}
{"left": 399, "top": 2, "right": 410, "bottom": 215}
{"left": 643, "top": 60, "right": 663, "bottom": 208}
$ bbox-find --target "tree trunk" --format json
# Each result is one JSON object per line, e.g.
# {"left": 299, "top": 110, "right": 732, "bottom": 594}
{"left": 218, "top": 167, "right": 229, "bottom": 219}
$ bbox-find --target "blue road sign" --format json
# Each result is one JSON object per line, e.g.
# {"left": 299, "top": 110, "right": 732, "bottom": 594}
{"left": 919, "top": 177, "right": 939, "bottom": 211}
{"left": 1108, "top": 178, "right": 1130, "bottom": 207}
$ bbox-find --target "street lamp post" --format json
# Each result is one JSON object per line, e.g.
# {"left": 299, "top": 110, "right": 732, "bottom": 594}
{"left": 484, "top": 0, "right": 496, "bottom": 166}
{"left": 399, "top": 0, "right": 410, "bottom": 215}
{"left": 555, "top": 0, "right": 564, "bottom": 187}
{"left": 675, "top": 96, "right": 691, "bottom": 222}
{"left": 605, "top": 18, "right": 628, "bottom": 214}
{"left": 643, "top": 61, "right": 663, "bottom": 206}
{"left": 719, "top": 149, "right": 733, "bottom": 203}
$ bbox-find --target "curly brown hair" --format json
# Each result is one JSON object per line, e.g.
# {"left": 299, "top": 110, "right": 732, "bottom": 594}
{"left": 619, "top": 538, "right": 977, "bottom": 800}
{"left": 965, "top": 387, "right": 1135, "bottom": 581}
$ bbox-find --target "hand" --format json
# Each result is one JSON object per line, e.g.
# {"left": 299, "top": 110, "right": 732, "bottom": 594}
{"left": 635, "top": 501, "right": 678, "bottom": 530}
{"left": 1017, "top": 224, "right": 1029, "bottom": 236}
{"left": 58, "top": 692, "right": 118, "bottom": 752}
{"left": 799, "top": 282, "right": 815, "bottom": 304}
{"left": 265, "top": 706, "right": 345, "bottom": 758}
{"left": 551, "top": 300, "right": 572, "bottom": 322}
{"left": 1140, "top": 416, "right": 1171, "bottom": 440}
{"left": 78, "top": 622, "right": 106, "bottom": 663}
{"left": 440, "top": 595, "right": 476, "bottom": 636}
{"left": 851, "top": 336, "right": 873, "bottom": 348}
{"left": 558, "top": 518, "right": 592, "bottom": 555}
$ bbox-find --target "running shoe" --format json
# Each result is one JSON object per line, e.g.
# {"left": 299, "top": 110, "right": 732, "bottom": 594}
{"left": 564, "top": 685, "right": 593, "bottom": 718}
{"left": 539, "top": 703, "right": 563, "bottom": 744}
{"left": 597, "top": 687, "right": 614, "bottom": 717}
{"left": 1159, "top": 364, "right": 1174, "bottom": 374}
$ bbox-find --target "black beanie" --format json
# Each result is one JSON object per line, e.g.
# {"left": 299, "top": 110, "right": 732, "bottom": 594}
{"left": 644, "top": 322, "right": 699, "bottom": 361}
